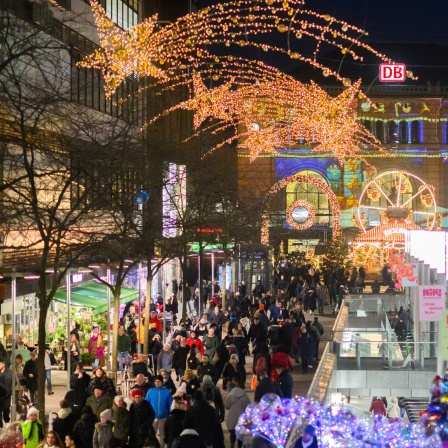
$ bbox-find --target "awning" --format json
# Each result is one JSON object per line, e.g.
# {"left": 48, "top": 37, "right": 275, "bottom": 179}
{"left": 52, "top": 280, "right": 138, "bottom": 314}
{"left": 354, "top": 221, "right": 422, "bottom": 244}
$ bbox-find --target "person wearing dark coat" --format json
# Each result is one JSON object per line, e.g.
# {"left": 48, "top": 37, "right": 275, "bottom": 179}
{"left": 23, "top": 351, "right": 38, "bottom": 404}
{"left": 0, "top": 358, "right": 12, "bottom": 427}
{"left": 254, "top": 371, "right": 283, "bottom": 403}
{"left": 69, "top": 363, "right": 91, "bottom": 391}
{"left": 213, "top": 340, "right": 230, "bottom": 379}
{"left": 231, "top": 330, "right": 249, "bottom": 367}
{"left": 183, "top": 390, "right": 224, "bottom": 448}
{"left": 52, "top": 400, "right": 78, "bottom": 443}
{"left": 278, "top": 319, "right": 294, "bottom": 354}
{"left": 276, "top": 366, "right": 293, "bottom": 399}
{"left": 164, "top": 398, "right": 186, "bottom": 448}
{"left": 248, "top": 319, "right": 268, "bottom": 356}
{"left": 172, "top": 339, "right": 190, "bottom": 380}
{"left": 293, "top": 425, "right": 318, "bottom": 448}
{"left": 72, "top": 406, "right": 98, "bottom": 448}
{"left": 298, "top": 327, "right": 312, "bottom": 374}
{"left": 129, "top": 389, "right": 156, "bottom": 448}
{"left": 64, "top": 376, "right": 89, "bottom": 418}
{"left": 171, "top": 428, "right": 207, "bottom": 448}
{"left": 197, "top": 354, "right": 219, "bottom": 384}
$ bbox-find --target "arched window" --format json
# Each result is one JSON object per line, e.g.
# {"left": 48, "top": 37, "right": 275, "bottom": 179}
{"left": 375, "top": 121, "right": 384, "bottom": 143}
{"left": 399, "top": 121, "right": 408, "bottom": 144}
{"left": 285, "top": 170, "right": 330, "bottom": 224}
{"left": 388, "top": 120, "right": 399, "bottom": 144}
{"left": 411, "top": 121, "right": 421, "bottom": 143}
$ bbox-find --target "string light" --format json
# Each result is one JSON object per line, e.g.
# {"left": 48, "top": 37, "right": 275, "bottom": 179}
{"left": 81, "top": 0, "right": 414, "bottom": 99}
{"left": 236, "top": 393, "right": 436, "bottom": 447}
{"left": 261, "top": 174, "right": 341, "bottom": 245}
{"left": 285, "top": 200, "right": 315, "bottom": 230}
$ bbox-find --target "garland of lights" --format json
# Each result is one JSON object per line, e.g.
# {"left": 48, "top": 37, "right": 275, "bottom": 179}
{"left": 261, "top": 174, "right": 341, "bottom": 245}
{"left": 81, "top": 0, "right": 415, "bottom": 99}
{"left": 235, "top": 393, "right": 441, "bottom": 447}
{"left": 148, "top": 72, "right": 385, "bottom": 163}
{"left": 285, "top": 199, "right": 315, "bottom": 230}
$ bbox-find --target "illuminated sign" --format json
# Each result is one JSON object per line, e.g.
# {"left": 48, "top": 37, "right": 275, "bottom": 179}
{"left": 379, "top": 63, "right": 406, "bottom": 82}
{"left": 291, "top": 207, "right": 309, "bottom": 223}
{"left": 189, "top": 242, "right": 233, "bottom": 253}
{"left": 196, "top": 228, "right": 223, "bottom": 233}
{"left": 384, "top": 227, "right": 407, "bottom": 237}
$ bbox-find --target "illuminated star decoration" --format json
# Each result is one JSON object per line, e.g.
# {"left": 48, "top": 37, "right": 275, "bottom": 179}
{"left": 152, "top": 70, "right": 385, "bottom": 163}
{"left": 81, "top": 0, "right": 416, "bottom": 99}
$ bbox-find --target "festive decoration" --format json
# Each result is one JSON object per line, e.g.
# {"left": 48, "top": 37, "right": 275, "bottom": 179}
{"left": 261, "top": 174, "right": 341, "bottom": 245}
{"left": 152, "top": 73, "right": 384, "bottom": 163}
{"left": 357, "top": 170, "right": 437, "bottom": 232}
{"left": 236, "top": 393, "right": 439, "bottom": 447}
{"left": 286, "top": 199, "right": 315, "bottom": 230}
{"left": 421, "top": 374, "right": 448, "bottom": 447}
{"left": 322, "top": 236, "right": 352, "bottom": 272}
{"left": 81, "top": 0, "right": 413, "bottom": 99}
{"left": 388, "top": 249, "right": 418, "bottom": 288}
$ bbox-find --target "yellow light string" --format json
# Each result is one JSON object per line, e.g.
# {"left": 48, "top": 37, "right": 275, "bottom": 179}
{"left": 80, "top": 0, "right": 414, "bottom": 99}
{"left": 261, "top": 174, "right": 341, "bottom": 245}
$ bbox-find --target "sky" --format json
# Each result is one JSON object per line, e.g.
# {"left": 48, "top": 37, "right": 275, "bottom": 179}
{"left": 195, "top": 0, "right": 448, "bottom": 83}
{"left": 197, "top": 0, "right": 448, "bottom": 46}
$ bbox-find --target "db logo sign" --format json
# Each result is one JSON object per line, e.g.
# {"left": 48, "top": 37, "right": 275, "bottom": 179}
{"left": 379, "top": 63, "right": 406, "bottom": 82}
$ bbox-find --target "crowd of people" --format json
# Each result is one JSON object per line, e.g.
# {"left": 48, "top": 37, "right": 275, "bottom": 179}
{"left": 0, "top": 263, "right": 351, "bottom": 448}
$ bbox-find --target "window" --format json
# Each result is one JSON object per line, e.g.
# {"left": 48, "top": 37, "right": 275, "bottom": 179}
{"left": 285, "top": 170, "right": 330, "bottom": 224}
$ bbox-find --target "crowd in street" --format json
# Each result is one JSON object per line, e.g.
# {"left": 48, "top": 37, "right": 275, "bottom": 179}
{"left": 0, "top": 263, "right": 355, "bottom": 448}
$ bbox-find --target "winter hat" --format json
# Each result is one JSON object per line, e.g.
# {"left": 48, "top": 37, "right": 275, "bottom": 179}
{"left": 177, "top": 383, "right": 187, "bottom": 394}
{"left": 304, "top": 425, "right": 315, "bottom": 436}
{"left": 131, "top": 389, "right": 143, "bottom": 398}
{"left": 230, "top": 353, "right": 239, "bottom": 362}
{"left": 100, "top": 409, "right": 112, "bottom": 421}
{"left": 93, "top": 379, "right": 104, "bottom": 391}
{"left": 27, "top": 407, "right": 39, "bottom": 417}
{"left": 155, "top": 375, "right": 164, "bottom": 383}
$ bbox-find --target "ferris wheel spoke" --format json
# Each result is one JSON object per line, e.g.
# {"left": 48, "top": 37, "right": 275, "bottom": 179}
{"left": 413, "top": 210, "right": 435, "bottom": 216}
{"left": 401, "top": 190, "right": 424, "bottom": 208}
{"left": 360, "top": 205, "right": 387, "bottom": 211}
{"left": 396, "top": 172, "right": 403, "bottom": 207}
{"left": 373, "top": 180, "right": 395, "bottom": 207}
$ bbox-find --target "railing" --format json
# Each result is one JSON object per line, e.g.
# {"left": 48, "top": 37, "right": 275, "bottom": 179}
{"left": 330, "top": 340, "right": 438, "bottom": 371}
{"left": 307, "top": 299, "right": 346, "bottom": 400}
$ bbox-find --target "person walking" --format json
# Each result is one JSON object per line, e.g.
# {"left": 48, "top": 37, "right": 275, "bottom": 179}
{"left": 0, "top": 358, "right": 12, "bottom": 428}
{"left": 93, "top": 409, "right": 114, "bottom": 448}
{"left": 71, "top": 406, "right": 97, "bottom": 448}
{"left": 145, "top": 375, "right": 173, "bottom": 448}
{"left": 386, "top": 397, "right": 400, "bottom": 418}
{"left": 163, "top": 398, "right": 186, "bottom": 448}
{"left": 21, "top": 407, "right": 45, "bottom": 448}
{"left": 116, "top": 326, "right": 131, "bottom": 372}
{"left": 38, "top": 431, "right": 63, "bottom": 448}
{"left": 369, "top": 396, "right": 387, "bottom": 417}
{"left": 52, "top": 400, "right": 78, "bottom": 443}
{"left": 23, "top": 351, "right": 38, "bottom": 404}
{"left": 86, "top": 381, "right": 113, "bottom": 419}
{"left": 129, "top": 389, "right": 155, "bottom": 448}
{"left": 111, "top": 395, "right": 130, "bottom": 446}
{"left": 183, "top": 390, "right": 224, "bottom": 448}
{"left": 298, "top": 327, "right": 312, "bottom": 374}
{"left": 254, "top": 371, "right": 283, "bottom": 403}
{"left": 43, "top": 345, "right": 54, "bottom": 395}
{"left": 224, "top": 381, "right": 250, "bottom": 448}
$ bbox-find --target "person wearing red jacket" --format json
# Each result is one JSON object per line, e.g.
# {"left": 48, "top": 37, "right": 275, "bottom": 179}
{"left": 369, "top": 397, "right": 387, "bottom": 417}
{"left": 186, "top": 331, "right": 204, "bottom": 355}
{"left": 270, "top": 348, "right": 293, "bottom": 382}
{"left": 149, "top": 310, "right": 163, "bottom": 333}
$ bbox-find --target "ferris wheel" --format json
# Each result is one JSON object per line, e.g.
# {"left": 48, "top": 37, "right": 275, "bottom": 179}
{"left": 357, "top": 170, "right": 437, "bottom": 232}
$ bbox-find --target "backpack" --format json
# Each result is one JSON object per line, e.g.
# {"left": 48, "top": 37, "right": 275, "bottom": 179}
{"left": 203, "top": 384, "right": 215, "bottom": 403}
{"left": 49, "top": 351, "right": 57, "bottom": 366}
{"left": 255, "top": 355, "right": 268, "bottom": 374}
{"left": 187, "top": 351, "right": 199, "bottom": 369}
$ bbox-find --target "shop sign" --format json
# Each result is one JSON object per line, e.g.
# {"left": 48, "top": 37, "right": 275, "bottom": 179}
{"left": 384, "top": 227, "right": 407, "bottom": 237}
{"left": 419, "top": 285, "right": 446, "bottom": 321}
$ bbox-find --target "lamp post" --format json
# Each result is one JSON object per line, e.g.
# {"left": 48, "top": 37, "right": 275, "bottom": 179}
{"left": 10, "top": 269, "right": 16, "bottom": 422}
{"left": 66, "top": 270, "right": 71, "bottom": 389}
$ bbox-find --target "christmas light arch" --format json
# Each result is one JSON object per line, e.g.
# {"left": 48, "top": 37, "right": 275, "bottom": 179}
{"left": 261, "top": 174, "right": 341, "bottom": 245}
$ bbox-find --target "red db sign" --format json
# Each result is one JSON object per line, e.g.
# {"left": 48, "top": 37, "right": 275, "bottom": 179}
{"left": 379, "top": 63, "right": 406, "bottom": 82}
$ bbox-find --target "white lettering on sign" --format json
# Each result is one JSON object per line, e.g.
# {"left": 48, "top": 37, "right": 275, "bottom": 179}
{"left": 383, "top": 227, "right": 407, "bottom": 236}
{"left": 379, "top": 63, "right": 406, "bottom": 82}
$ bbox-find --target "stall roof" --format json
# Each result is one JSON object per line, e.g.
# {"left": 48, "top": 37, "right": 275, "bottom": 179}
{"left": 354, "top": 221, "right": 422, "bottom": 244}
{"left": 52, "top": 280, "right": 138, "bottom": 314}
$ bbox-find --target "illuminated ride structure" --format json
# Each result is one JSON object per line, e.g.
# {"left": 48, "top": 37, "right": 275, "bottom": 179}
{"left": 352, "top": 170, "right": 439, "bottom": 273}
